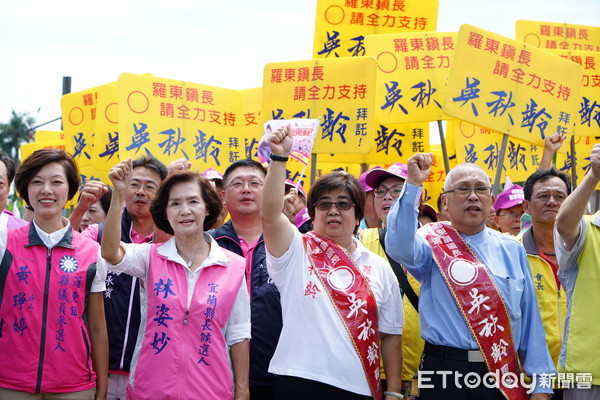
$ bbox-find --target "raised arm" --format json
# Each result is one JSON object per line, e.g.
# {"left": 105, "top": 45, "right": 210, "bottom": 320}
{"left": 260, "top": 125, "right": 296, "bottom": 258}
{"left": 69, "top": 180, "right": 108, "bottom": 230}
{"left": 168, "top": 158, "right": 192, "bottom": 175}
{"left": 538, "top": 132, "right": 564, "bottom": 171}
{"left": 385, "top": 153, "right": 434, "bottom": 278}
{"left": 101, "top": 159, "right": 133, "bottom": 265}
{"left": 555, "top": 143, "right": 600, "bottom": 250}
{"left": 405, "top": 152, "right": 434, "bottom": 187}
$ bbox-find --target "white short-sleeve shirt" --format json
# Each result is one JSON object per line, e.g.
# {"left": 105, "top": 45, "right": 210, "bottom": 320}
{"left": 266, "top": 229, "right": 403, "bottom": 396}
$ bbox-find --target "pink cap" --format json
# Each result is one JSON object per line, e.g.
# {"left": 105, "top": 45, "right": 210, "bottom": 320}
{"left": 284, "top": 179, "right": 306, "bottom": 198}
{"left": 294, "top": 206, "right": 311, "bottom": 227}
{"left": 364, "top": 162, "right": 408, "bottom": 189}
{"left": 494, "top": 184, "right": 525, "bottom": 212}
{"left": 419, "top": 203, "right": 438, "bottom": 223}
{"left": 202, "top": 168, "right": 223, "bottom": 182}
{"left": 359, "top": 167, "right": 380, "bottom": 193}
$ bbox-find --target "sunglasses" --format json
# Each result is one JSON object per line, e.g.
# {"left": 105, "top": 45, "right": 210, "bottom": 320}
{"left": 314, "top": 200, "right": 355, "bottom": 211}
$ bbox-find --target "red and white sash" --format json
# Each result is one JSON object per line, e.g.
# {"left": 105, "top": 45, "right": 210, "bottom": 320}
{"left": 422, "top": 222, "right": 527, "bottom": 400}
{"left": 302, "top": 232, "right": 382, "bottom": 399}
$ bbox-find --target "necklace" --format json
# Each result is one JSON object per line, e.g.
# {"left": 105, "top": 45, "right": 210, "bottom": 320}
{"left": 178, "top": 245, "right": 207, "bottom": 268}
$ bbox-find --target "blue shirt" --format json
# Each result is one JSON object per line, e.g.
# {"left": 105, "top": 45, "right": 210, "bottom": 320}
{"left": 386, "top": 183, "right": 555, "bottom": 393}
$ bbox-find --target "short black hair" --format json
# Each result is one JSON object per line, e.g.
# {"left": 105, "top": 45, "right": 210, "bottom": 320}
{"left": 523, "top": 168, "right": 572, "bottom": 201}
{"left": 132, "top": 156, "right": 168, "bottom": 181}
{"left": 222, "top": 159, "right": 267, "bottom": 187}
{"left": 15, "top": 149, "right": 80, "bottom": 206}
{"left": 0, "top": 152, "right": 16, "bottom": 184}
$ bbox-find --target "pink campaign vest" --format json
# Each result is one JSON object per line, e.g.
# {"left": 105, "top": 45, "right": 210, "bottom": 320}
{"left": 127, "top": 244, "right": 246, "bottom": 400}
{"left": 0, "top": 224, "right": 100, "bottom": 394}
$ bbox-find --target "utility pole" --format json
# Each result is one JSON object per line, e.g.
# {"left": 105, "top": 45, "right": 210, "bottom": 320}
{"left": 61, "top": 76, "right": 71, "bottom": 130}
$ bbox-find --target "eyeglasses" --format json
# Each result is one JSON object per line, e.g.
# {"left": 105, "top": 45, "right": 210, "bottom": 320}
{"left": 498, "top": 211, "right": 525, "bottom": 219}
{"left": 129, "top": 182, "right": 158, "bottom": 193}
{"left": 443, "top": 186, "right": 492, "bottom": 198}
{"left": 314, "top": 200, "right": 355, "bottom": 211}
{"left": 226, "top": 180, "right": 264, "bottom": 191}
{"left": 373, "top": 184, "right": 404, "bottom": 198}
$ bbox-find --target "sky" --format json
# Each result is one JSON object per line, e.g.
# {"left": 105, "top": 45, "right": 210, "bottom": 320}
{"left": 1, "top": 0, "right": 599, "bottom": 133}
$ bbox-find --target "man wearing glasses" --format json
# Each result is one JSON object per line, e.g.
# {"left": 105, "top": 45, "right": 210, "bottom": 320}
{"left": 494, "top": 184, "right": 526, "bottom": 236}
{"left": 209, "top": 159, "right": 282, "bottom": 400}
{"left": 386, "top": 154, "right": 555, "bottom": 400}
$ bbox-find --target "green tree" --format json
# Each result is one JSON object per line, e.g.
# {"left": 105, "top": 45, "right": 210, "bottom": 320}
{"left": 0, "top": 110, "right": 35, "bottom": 165}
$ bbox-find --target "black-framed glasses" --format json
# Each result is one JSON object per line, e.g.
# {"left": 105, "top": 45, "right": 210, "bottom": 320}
{"left": 373, "top": 184, "right": 404, "bottom": 198}
{"left": 443, "top": 186, "right": 492, "bottom": 198}
{"left": 314, "top": 200, "right": 355, "bottom": 211}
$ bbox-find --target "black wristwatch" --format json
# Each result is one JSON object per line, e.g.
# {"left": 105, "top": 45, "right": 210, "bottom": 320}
{"left": 269, "top": 153, "right": 289, "bottom": 162}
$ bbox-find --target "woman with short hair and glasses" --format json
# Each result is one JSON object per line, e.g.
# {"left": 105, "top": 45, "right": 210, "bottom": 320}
{"left": 261, "top": 125, "right": 404, "bottom": 400}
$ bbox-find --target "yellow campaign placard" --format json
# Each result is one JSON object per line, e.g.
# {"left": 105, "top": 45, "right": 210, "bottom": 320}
{"left": 516, "top": 20, "right": 600, "bottom": 53}
{"left": 317, "top": 121, "right": 430, "bottom": 164}
{"left": 444, "top": 120, "right": 457, "bottom": 167}
{"left": 262, "top": 57, "right": 377, "bottom": 154}
{"left": 278, "top": 158, "right": 365, "bottom": 195}
{"left": 318, "top": 152, "right": 366, "bottom": 164}
{"left": 423, "top": 144, "right": 452, "bottom": 207}
{"left": 365, "top": 32, "right": 457, "bottom": 123}
{"left": 240, "top": 87, "right": 263, "bottom": 166}
{"left": 443, "top": 24, "right": 583, "bottom": 147}
{"left": 35, "top": 130, "right": 64, "bottom": 142}
{"left": 62, "top": 87, "right": 98, "bottom": 168}
{"left": 314, "top": 161, "right": 363, "bottom": 180}
{"left": 61, "top": 86, "right": 106, "bottom": 196}
{"left": 20, "top": 140, "right": 66, "bottom": 162}
{"left": 93, "top": 83, "right": 119, "bottom": 179}
{"left": 556, "top": 135, "right": 600, "bottom": 187}
{"left": 313, "top": 0, "right": 439, "bottom": 59}
{"left": 118, "top": 73, "right": 244, "bottom": 171}
{"left": 548, "top": 50, "right": 600, "bottom": 137}
{"left": 450, "top": 119, "right": 546, "bottom": 183}
{"left": 365, "top": 121, "right": 429, "bottom": 163}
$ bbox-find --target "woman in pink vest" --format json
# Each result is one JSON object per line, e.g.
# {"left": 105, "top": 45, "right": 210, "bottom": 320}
{"left": 101, "top": 159, "right": 250, "bottom": 400}
{"left": 0, "top": 149, "right": 108, "bottom": 399}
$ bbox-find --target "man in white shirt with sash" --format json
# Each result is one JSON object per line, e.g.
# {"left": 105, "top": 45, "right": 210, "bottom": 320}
{"left": 386, "top": 152, "right": 555, "bottom": 400}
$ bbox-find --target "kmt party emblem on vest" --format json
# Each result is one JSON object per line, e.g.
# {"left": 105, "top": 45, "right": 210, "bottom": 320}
{"left": 59, "top": 255, "right": 79, "bottom": 273}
